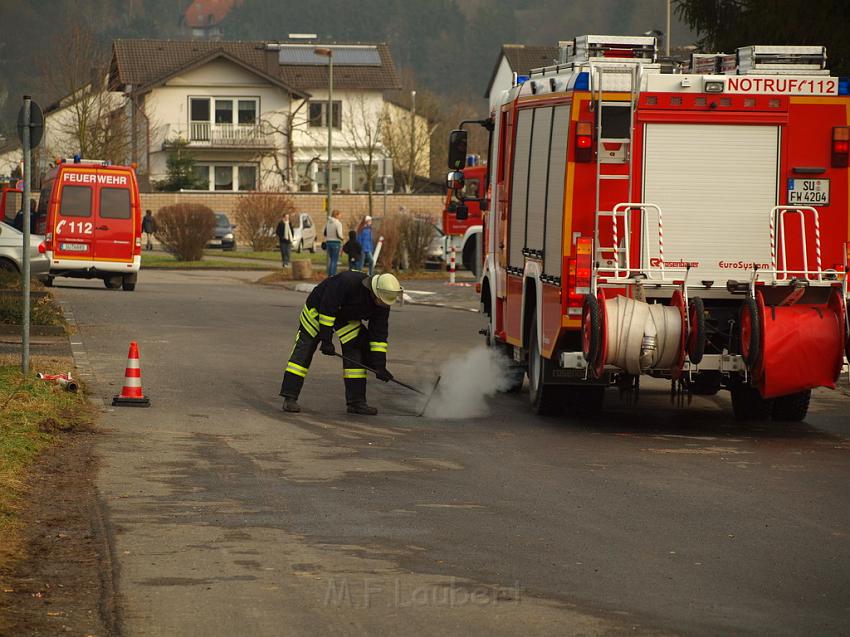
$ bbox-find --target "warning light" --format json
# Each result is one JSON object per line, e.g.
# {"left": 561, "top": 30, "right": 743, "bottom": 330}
{"left": 832, "top": 127, "right": 849, "bottom": 168}
{"left": 576, "top": 121, "right": 593, "bottom": 162}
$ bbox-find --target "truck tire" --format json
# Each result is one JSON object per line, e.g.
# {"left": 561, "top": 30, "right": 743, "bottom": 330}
{"left": 484, "top": 319, "right": 523, "bottom": 392}
{"left": 730, "top": 386, "right": 773, "bottom": 421}
{"left": 528, "top": 311, "right": 561, "bottom": 416}
{"left": 104, "top": 276, "right": 122, "bottom": 290}
{"left": 122, "top": 273, "right": 137, "bottom": 291}
{"left": 772, "top": 390, "right": 811, "bottom": 422}
{"left": 42, "top": 276, "right": 54, "bottom": 287}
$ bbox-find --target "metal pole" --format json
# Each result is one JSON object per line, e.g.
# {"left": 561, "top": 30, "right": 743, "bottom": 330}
{"left": 665, "top": 0, "right": 671, "bottom": 57}
{"left": 21, "top": 96, "right": 31, "bottom": 375}
{"left": 326, "top": 53, "right": 333, "bottom": 220}
{"left": 409, "top": 90, "right": 416, "bottom": 193}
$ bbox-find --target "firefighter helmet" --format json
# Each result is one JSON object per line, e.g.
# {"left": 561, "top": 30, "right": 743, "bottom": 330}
{"left": 365, "top": 273, "right": 402, "bottom": 306}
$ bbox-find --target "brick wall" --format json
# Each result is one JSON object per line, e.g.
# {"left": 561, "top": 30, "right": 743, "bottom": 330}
{"left": 140, "top": 192, "right": 445, "bottom": 230}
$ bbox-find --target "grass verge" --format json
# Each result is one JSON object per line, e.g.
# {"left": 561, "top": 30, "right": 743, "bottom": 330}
{"left": 142, "top": 253, "right": 274, "bottom": 270}
{"left": 0, "top": 356, "right": 95, "bottom": 538}
{"left": 205, "top": 249, "right": 327, "bottom": 265}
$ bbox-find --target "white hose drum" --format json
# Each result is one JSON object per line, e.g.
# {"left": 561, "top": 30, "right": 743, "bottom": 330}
{"left": 602, "top": 295, "right": 684, "bottom": 375}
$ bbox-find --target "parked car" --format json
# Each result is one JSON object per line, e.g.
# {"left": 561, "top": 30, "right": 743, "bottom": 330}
{"left": 426, "top": 219, "right": 448, "bottom": 265}
{"left": 0, "top": 221, "right": 50, "bottom": 277}
{"left": 207, "top": 213, "right": 236, "bottom": 251}
{"left": 292, "top": 212, "right": 316, "bottom": 253}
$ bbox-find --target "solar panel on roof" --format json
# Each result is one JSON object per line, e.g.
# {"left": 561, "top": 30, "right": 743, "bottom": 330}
{"left": 277, "top": 46, "right": 382, "bottom": 66}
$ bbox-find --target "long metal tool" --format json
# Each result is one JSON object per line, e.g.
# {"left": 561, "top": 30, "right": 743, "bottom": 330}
{"left": 417, "top": 375, "right": 442, "bottom": 417}
{"left": 332, "top": 351, "right": 425, "bottom": 395}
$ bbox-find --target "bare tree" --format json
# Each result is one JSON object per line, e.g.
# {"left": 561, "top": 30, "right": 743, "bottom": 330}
{"left": 341, "top": 94, "right": 385, "bottom": 215}
{"left": 38, "top": 20, "right": 130, "bottom": 164}
{"left": 381, "top": 75, "right": 441, "bottom": 193}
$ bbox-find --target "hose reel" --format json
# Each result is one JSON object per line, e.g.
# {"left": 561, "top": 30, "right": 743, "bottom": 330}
{"left": 583, "top": 293, "right": 685, "bottom": 377}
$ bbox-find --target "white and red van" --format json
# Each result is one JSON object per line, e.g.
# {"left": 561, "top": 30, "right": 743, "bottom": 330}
{"left": 40, "top": 158, "right": 142, "bottom": 290}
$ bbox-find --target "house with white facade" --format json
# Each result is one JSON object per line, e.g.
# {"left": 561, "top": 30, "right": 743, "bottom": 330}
{"left": 0, "top": 39, "right": 430, "bottom": 194}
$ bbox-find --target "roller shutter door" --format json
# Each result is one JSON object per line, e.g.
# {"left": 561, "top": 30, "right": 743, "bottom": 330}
{"left": 509, "top": 109, "right": 533, "bottom": 269}
{"left": 544, "top": 105, "right": 570, "bottom": 278}
{"left": 642, "top": 123, "right": 779, "bottom": 282}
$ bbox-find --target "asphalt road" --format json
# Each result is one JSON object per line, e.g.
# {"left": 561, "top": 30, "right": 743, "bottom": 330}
{"left": 55, "top": 270, "right": 850, "bottom": 636}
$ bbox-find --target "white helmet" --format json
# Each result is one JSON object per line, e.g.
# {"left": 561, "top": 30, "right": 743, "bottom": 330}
{"left": 365, "top": 273, "right": 402, "bottom": 306}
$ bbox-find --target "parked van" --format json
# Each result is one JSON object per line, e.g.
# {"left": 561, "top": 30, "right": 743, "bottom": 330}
{"left": 41, "top": 158, "right": 142, "bottom": 290}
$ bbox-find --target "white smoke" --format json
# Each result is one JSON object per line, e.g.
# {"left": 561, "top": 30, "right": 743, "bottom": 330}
{"left": 423, "top": 346, "right": 518, "bottom": 419}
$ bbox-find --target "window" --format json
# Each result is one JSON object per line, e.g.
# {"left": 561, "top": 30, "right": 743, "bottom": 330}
{"left": 190, "top": 98, "right": 210, "bottom": 122}
{"left": 238, "top": 100, "right": 256, "bottom": 125}
{"left": 238, "top": 166, "right": 257, "bottom": 191}
{"left": 302, "top": 215, "right": 312, "bottom": 228}
{"left": 309, "top": 103, "right": 323, "bottom": 127}
{"left": 308, "top": 101, "right": 342, "bottom": 128}
{"left": 99, "top": 188, "right": 131, "bottom": 219}
{"left": 214, "top": 166, "right": 233, "bottom": 191}
{"left": 36, "top": 187, "right": 51, "bottom": 215}
{"left": 192, "top": 165, "right": 210, "bottom": 190}
{"left": 215, "top": 99, "right": 233, "bottom": 124}
{"left": 59, "top": 186, "right": 92, "bottom": 217}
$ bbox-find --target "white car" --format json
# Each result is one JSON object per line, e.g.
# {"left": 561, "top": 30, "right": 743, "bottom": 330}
{"left": 0, "top": 221, "right": 50, "bottom": 277}
{"left": 292, "top": 212, "right": 317, "bottom": 253}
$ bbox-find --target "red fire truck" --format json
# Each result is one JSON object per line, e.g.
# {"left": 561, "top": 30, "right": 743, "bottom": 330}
{"left": 448, "top": 35, "right": 850, "bottom": 421}
{"left": 443, "top": 161, "right": 485, "bottom": 272}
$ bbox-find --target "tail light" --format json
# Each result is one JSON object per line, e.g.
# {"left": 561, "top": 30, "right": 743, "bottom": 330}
{"left": 566, "top": 236, "right": 594, "bottom": 314}
{"left": 832, "top": 127, "right": 849, "bottom": 167}
{"left": 37, "top": 241, "right": 46, "bottom": 254}
{"left": 575, "top": 121, "right": 593, "bottom": 162}
{"left": 134, "top": 236, "right": 142, "bottom": 256}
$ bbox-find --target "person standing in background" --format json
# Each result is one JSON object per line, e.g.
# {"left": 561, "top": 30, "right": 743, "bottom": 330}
{"left": 356, "top": 215, "right": 374, "bottom": 275}
{"left": 142, "top": 210, "right": 156, "bottom": 251}
{"left": 275, "top": 212, "right": 294, "bottom": 267}
{"left": 323, "top": 210, "right": 344, "bottom": 276}
{"left": 342, "top": 230, "right": 362, "bottom": 271}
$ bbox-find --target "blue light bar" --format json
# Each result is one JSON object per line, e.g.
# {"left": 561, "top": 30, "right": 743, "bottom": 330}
{"left": 839, "top": 77, "right": 849, "bottom": 95}
{"left": 574, "top": 72, "right": 589, "bottom": 91}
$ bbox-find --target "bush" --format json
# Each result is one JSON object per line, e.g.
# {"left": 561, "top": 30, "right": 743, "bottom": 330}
{"left": 375, "top": 215, "right": 402, "bottom": 272}
{"left": 399, "top": 214, "right": 435, "bottom": 271}
{"left": 234, "top": 194, "right": 295, "bottom": 251}
{"left": 155, "top": 204, "right": 216, "bottom": 261}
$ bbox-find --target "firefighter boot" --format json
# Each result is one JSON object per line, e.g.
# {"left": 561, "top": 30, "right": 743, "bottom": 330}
{"left": 347, "top": 401, "right": 378, "bottom": 415}
{"left": 282, "top": 397, "right": 301, "bottom": 413}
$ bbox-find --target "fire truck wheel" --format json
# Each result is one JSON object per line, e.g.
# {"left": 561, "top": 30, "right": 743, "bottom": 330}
{"left": 730, "top": 386, "right": 773, "bottom": 422}
{"left": 528, "top": 311, "right": 561, "bottom": 416}
{"left": 687, "top": 297, "right": 706, "bottom": 365}
{"left": 42, "top": 276, "right": 54, "bottom": 288}
{"left": 739, "top": 298, "right": 762, "bottom": 370}
{"left": 104, "top": 276, "right": 123, "bottom": 290}
{"left": 771, "top": 390, "right": 811, "bottom": 422}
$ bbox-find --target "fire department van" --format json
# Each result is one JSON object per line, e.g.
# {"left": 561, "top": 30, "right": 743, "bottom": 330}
{"left": 443, "top": 161, "right": 486, "bottom": 272}
{"left": 448, "top": 36, "right": 850, "bottom": 422}
{"left": 40, "top": 158, "right": 142, "bottom": 290}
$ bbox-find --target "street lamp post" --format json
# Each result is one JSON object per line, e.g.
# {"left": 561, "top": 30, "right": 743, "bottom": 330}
{"left": 315, "top": 47, "right": 334, "bottom": 219}
{"left": 409, "top": 90, "right": 416, "bottom": 193}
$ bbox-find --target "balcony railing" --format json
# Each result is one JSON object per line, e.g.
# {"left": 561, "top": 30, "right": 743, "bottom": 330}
{"left": 180, "top": 121, "right": 275, "bottom": 148}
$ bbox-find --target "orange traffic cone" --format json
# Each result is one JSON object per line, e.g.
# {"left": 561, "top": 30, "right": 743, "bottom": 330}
{"left": 112, "top": 341, "right": 150, "bottom": 407}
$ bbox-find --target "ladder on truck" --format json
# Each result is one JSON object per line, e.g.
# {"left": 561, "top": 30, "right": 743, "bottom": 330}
{"left": 589, "top": 60, "right": 642, "bottom": 286}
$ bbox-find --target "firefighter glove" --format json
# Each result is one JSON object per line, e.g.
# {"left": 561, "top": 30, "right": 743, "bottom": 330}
{"left": 320, "top": 339, "right": 335, "bottom": 356}
{"left": 375, "top": 367, "right": 393, "bottom": 383}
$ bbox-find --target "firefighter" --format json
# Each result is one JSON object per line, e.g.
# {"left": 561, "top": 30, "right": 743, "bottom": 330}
{"left": 279, "top": 271, "right": 401, "bottom": 415}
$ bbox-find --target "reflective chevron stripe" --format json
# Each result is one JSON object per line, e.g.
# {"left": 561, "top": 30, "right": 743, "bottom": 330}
{"left": 369, "top": 341, "right": 388, "bottom": 353}
{"left": 286, "top": 361, "right": 309, "bottom": 377}
{"left": 336, "top": 321, "right": 361, "bottom": 344}
{"left": 343, "top": 368, "right": 367, "bottom": 379}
